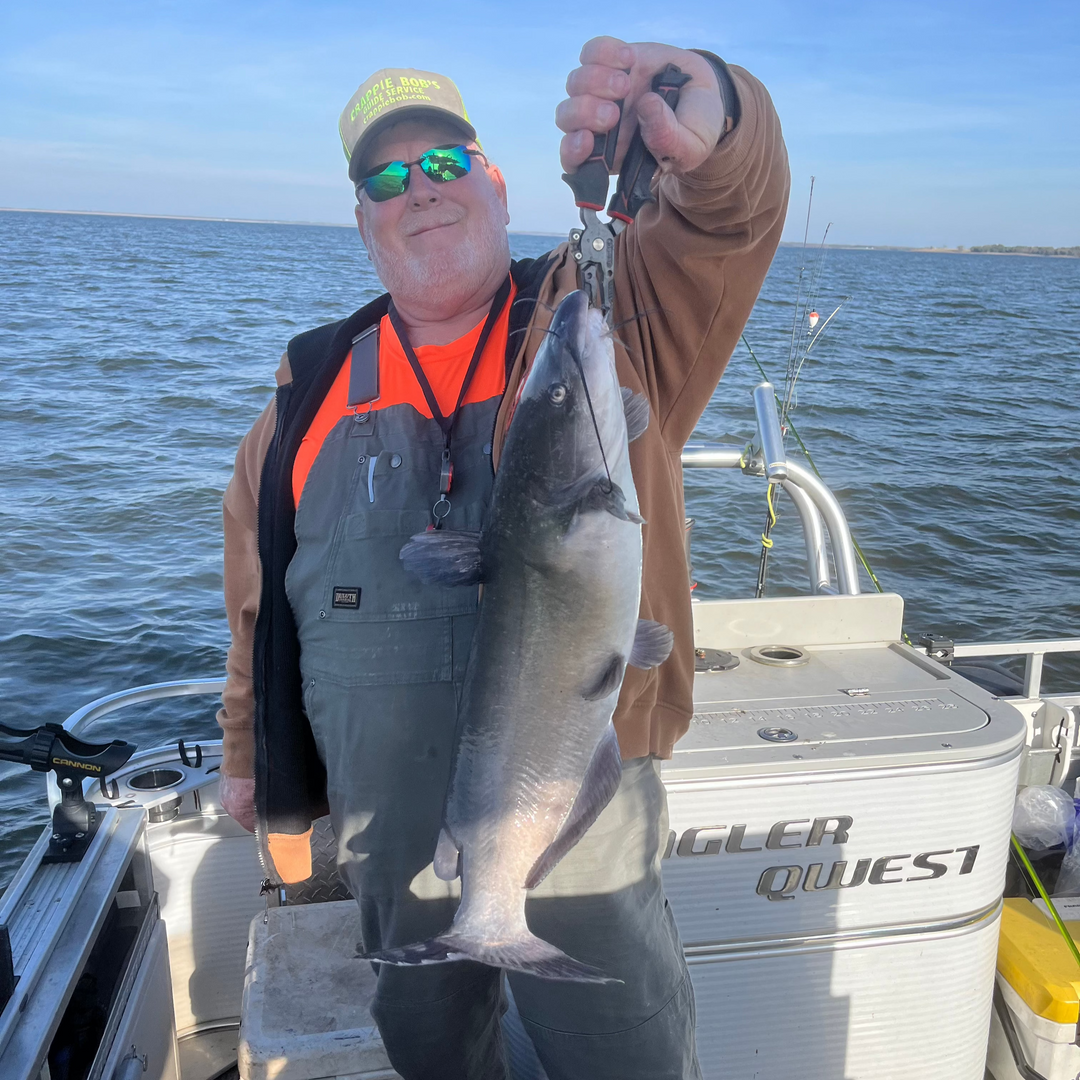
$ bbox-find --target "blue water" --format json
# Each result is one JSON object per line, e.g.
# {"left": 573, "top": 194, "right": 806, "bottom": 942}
{"left": 1, "top": 210, "right": 1078, "bottom": 888}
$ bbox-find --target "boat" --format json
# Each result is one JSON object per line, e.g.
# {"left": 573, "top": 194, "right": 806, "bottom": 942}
{"left": 1, "top": 383, "right": 1076, "bottom": 1080}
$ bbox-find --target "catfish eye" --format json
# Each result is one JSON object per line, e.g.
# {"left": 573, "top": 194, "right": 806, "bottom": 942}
{"left": 548, "top": 383, "right": 567, "bottom": 405}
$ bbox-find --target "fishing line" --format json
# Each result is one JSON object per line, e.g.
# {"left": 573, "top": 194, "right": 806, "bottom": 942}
{"left": 611, "top": 307, "right": 663, "bottom": 332}
{"left": 571, "top": 348, "right": 614, "bottom": 494}
{"left": 740, "top": 333, "right": 912, "bottom": 644}
{"left": 517, "top": 301, "right": 621, "bottom": 494}
{"left": 785, "top": 178, "right": 816, "bottom": 392}
{"left": 787, "top": 298, "right": 849, "bottom": 405}
{"left": 788, "top": 225, "right": 832, "bottom": 418}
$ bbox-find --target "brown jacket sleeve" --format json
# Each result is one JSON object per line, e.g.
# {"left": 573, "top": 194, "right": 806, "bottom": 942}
{"left": 615, "top": 65, "right": 790, "bottom": 448}
{"left": 493, "top": 64, "right": 789, "bottom": 759}
{"left": 216, "top": 355, "right": 291, "bottom": 779}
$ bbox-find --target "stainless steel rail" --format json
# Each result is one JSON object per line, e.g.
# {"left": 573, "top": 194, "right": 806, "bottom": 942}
{"left": 751, "top": 382, "right": 788, "bottom": 481}
{"left": 680, "top": 442, "right": 860, "bottom": 595}
{"left": 778, "top": 480, "right": 832, "bottom": 593}
{"left": 783, "top": 460, "right": 860, "bottom": 595}
{"left": 947, "top": 639, "right": 1080, "bottom": 700}
{"left": 680, "top": 445, "right": 744, "bottom": 469}
{"left": 64, "top": 677, "right": 226, "bottom": 737}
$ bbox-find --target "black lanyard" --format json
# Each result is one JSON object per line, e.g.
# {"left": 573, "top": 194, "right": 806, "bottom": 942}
{"left": 388, "top": 274, "right": 512, "bottom": 528}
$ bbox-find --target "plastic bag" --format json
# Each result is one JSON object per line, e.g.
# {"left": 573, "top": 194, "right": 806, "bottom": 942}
{"left": 1013, "top": 784, "right": 1075, "bottom": 854}
{"left": 1055, "top": 792, "right": 1080, "bottom": 896}
{"left": 1055, "top": 840, "right": 1080, "bottom": 896}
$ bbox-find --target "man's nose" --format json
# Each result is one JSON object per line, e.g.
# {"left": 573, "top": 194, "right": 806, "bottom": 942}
{"left": 407, "top": 164, "right": 442, "bottom": 208}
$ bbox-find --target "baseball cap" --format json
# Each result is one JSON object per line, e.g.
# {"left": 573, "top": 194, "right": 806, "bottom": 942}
{"left": 339, "top": 68, "right": 477, "bottom": 181}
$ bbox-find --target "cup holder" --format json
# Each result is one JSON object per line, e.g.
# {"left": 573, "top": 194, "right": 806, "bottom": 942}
{"left": 128, "top": 768, "right": 184, "bottom": 791}
{"left": 747, "top": 644, "right": 810, "bottom": 668}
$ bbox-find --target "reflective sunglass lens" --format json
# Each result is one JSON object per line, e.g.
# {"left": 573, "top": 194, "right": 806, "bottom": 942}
{"left": 363, "top": 161, "right": 410, "bottom": 202}
{"left": 359, "top": 147, "right": 474, "bottom": 201}
{"left": 421, "top": 146, "right": 472, "bottom": 182}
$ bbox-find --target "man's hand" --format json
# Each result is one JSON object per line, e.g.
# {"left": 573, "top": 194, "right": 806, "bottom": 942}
{"left": 219, "top": 773, "right": 256, "bottom": 833}
{"left": 557, "top": 37, "right": 724, "bottom": 179}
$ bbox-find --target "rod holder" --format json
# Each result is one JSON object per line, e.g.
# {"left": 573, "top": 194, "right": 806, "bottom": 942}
{"left": 752, "top": 383, "right": 788, "bottom": 482}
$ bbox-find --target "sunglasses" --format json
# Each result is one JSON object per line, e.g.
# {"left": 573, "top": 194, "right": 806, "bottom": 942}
{"left": 357, "top": 144, "right": 485, "bottom": 203}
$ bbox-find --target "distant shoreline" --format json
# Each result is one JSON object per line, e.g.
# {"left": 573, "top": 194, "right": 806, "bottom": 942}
{"left": 779, "top": 241, "right": 1080, "bottom": 259}
{"left": 0, "top": 206, "right": 564, "bottom": 238}
{"left": 2, "top": 208, "right": 1075, "bottom": 254}
{"left": 0, "top": 206, "right": 356, "bottom": 228}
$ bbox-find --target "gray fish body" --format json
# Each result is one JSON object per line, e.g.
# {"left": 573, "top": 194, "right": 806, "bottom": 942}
{"left": 372, "top": 290, "right": 669, "bottom": 982}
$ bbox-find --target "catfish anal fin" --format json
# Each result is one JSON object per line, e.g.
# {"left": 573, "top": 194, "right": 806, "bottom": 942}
{"left": 525, "top": 722, "right": 622, "bottom": 889}
{"left": 630, "top": 619, "right": 674, "bottom": 669}
{"left": 620, "top": 386, "right": 650, "bottom": 442}
{"left": 400, "top": 530, "right": 483, "bottom": 587}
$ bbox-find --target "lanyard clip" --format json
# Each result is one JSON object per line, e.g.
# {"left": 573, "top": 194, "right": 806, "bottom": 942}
{"left": 431, "top": 448, "right": 454, "bottom": 530}
{"left": 439, "top": 447, "right": 454, "bottom": 497}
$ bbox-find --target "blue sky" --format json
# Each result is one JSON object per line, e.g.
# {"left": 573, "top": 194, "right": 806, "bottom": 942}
{"left": 1, "top": 1, "right": 1077, "bottom": 246}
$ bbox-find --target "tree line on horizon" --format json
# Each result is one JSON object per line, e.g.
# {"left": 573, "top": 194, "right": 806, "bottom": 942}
{"left": 967, "top": 244, "right": 1080, "bottom": 258}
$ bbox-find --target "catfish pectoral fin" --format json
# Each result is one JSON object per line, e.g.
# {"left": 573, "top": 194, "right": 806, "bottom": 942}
{"left": 399, "top": 530, "right": 483, "bottom": 586}
{"left": 629, "top": 619, "right": 674, "bottom": 669}
{"left": 558, "top": 477, "right": 644, "bottom": 524}
{"left": 580, "top": 654, "right": 625, "bottom": 701}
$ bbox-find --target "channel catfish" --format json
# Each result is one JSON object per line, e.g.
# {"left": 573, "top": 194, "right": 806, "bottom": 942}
{"left": 367, "top": 289, "right": 672, "bottom": 982}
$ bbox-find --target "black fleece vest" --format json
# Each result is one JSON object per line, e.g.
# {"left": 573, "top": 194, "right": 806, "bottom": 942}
{"left": 251, "top": 255, "right": 556, "bottom": 857}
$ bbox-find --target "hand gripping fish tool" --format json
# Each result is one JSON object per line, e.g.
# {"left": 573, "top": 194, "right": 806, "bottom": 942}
{"left": 564, "top": 63, "right": 692, "bottom": 323}
{"left": 0, "top": 720, "right": 136, "bottom": 861}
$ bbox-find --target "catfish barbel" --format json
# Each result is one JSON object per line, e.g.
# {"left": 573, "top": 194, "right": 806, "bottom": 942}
{"left": 366, "top": 289, "right": 672, "bottom": 983}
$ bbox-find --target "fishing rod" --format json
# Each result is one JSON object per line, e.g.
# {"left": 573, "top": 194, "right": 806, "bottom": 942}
{"left": 759, "top": 178, "right": 821, "bottom": 596}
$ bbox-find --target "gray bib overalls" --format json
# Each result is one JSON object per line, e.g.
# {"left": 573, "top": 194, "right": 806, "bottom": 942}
{"left": 283, "top": 330, "right": 699, "bottom": 1080}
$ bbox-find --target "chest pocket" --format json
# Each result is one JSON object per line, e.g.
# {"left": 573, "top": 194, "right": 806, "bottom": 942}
{"left": 324, "top": 506, "right": 482, "bottom": 623}
{"left": 287, "top": 401, "right": 495, "bottom": 689}
{"left": 304, "top": 506, "right": 481, "bottom": 687}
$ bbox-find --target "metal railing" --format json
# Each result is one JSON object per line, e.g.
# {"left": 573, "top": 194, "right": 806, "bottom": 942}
{"left": 63, "top": 677, "right": 226, "bottom": 738}
{"left": 680, "top": 382, "right": 861, "bottom": 597}
{"left": 947, "top": 639, "right": 1080, "bottom": 700}
{"left": 680, "top": 448, "right": 861, "bottom": 596}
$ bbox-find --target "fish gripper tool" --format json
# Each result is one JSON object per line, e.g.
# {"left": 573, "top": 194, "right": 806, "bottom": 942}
{"left": 564, "top": 62, "right": 692, "bottom": 322}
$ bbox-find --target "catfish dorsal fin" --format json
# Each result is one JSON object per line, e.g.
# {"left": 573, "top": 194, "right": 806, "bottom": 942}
{"left": 525, "top": 723, "right": 622, "bottom": 889}
{"left": 399, "top": 530, "right": 483, "bottom": 587}
{"left": 620, "top": 386, "right": 650, "bottom": 442}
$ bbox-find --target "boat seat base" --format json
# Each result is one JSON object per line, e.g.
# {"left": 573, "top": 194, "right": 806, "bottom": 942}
{"left": 239, "top": 900, "right": 399, "bottom": 1080}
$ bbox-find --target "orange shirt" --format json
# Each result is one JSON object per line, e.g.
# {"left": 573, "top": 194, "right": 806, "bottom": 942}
{"left": 292, "top": 286, "right": 515, "bottom": 509}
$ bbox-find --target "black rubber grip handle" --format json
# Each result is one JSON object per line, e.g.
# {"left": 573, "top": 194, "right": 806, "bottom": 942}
{"left": 607, "top": 64, "right": 692, "bottom": 223}
{"left": 562, "top": 86, "right": 625, "bottom": 210}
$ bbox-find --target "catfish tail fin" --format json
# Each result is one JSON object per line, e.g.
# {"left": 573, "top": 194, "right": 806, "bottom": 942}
{"left": 363, "top": 931, "right": 619, "bottom": 984}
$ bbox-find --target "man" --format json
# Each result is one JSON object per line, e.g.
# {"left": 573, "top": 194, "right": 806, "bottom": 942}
{"left": 217, "top": 35, "right": 788, "bottom": 1080}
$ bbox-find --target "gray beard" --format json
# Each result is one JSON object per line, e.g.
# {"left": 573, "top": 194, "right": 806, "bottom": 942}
{"left": 367, "top": 212, "right": 511, "bottom": 316}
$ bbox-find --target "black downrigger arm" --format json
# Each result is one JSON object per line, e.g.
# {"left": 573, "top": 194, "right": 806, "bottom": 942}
{"left": 0, "top": 721, "right": 136, "bottom": 862}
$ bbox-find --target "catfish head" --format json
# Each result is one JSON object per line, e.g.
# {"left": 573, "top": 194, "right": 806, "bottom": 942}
{"left": 506, "top": 290, "right": 629, "bottom": 505}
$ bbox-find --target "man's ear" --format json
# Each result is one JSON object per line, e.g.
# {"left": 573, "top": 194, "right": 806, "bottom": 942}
{"left": 486, "top": 163, "right": 510, "bottom": 224}
{"left": 354, "top": 203, "right": 373, "bottom": 261}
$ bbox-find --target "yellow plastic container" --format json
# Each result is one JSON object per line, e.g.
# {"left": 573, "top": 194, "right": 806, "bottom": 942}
{"left": 988, "top": 898, "right": 1080, "bottom": 1079}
